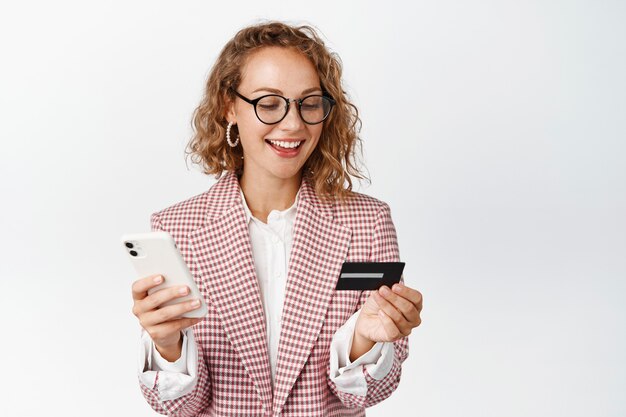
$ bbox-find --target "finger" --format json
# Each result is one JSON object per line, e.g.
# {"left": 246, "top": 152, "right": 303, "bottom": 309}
{"left": 391, "top": 283, "right": 423, "bottom": 312}
{"left": 141, "top": 298, "right": 202, "bottom": 327}
{"left": 140, "top": 285, "right": 192, "bottom": 313}
{"left": 147, "top": 317, "right": 203, "bottom": 344}
{"left": 377, "top": 309, "right": 404, "bottom": 341}
{"left": 372, "top": 289, "right": 412, "bottom": 336}
{"left": 379, "top": 285, "right": 421, "bottom": 324}
{"left": 176, "top": 316, "right": 204, "bottom": 330}
{"left": 132, "top": 274, "right": 164, "bottom": 301}
{"left": 152, "top": 316, "right": 204, "bottom": 335}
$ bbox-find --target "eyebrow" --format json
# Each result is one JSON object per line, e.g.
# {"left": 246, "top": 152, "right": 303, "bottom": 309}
{"left": 251, "top": 86, "right": 322, "bottom": 95}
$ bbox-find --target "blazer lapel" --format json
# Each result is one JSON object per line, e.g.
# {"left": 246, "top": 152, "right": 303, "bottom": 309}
{"left": 187, "top": 172, "right": 273, "bottom": 410}
{"left": 271, "top": 176, "right": 352, "bottom": 415}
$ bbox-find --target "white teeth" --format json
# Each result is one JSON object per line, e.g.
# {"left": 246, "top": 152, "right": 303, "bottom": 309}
{"left": 269, "top": 140, "right": 303, "bottom": 149}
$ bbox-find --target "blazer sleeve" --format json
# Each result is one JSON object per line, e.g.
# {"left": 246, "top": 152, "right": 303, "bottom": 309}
{"left": 326, "top": 202, "right": 409, "bottom": 408}
{"left": 136, "top": 212, "right": 212, "bottom": 416}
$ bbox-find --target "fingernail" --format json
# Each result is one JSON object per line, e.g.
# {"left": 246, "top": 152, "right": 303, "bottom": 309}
{"left": 380, "top": 286, "right": 390, "bottom": 295}
{"left": 153, "top": 275, "right": 162, "bottom": 283}
{"left": 178, "top": 286, "right": 188, "bottom": 295}
{"left": 190, "top": 299, "right": 200, "bottom": 307}
{"left": 393, "top": 284, "right": 401, "bottom": 292}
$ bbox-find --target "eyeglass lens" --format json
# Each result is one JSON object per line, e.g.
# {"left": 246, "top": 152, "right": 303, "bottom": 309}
{"left": 256, "top": 95, "right": 332, "bottom": 124}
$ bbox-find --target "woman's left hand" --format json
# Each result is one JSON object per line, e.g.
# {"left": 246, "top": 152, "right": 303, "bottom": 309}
{"left": 355, "top": 282, "right": 423, "bottom": 343}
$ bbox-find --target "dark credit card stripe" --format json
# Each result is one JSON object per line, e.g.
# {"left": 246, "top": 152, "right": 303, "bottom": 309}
{"left": 336, "top": 278, "right": 387, "bottom": 290}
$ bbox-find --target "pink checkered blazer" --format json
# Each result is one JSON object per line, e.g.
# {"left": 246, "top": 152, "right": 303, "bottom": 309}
{"left": 139, "top": 170, "right": 409, "bottom": 416}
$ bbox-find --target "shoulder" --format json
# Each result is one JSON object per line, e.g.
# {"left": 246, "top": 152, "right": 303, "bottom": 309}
{"left": 333, "top": 190, "right": 395, "bottom": 230}
{"left": 340, "top": 190, "right": 390, "bottom": 210}
{"left": 332, "top": 190, "right": 401, "bottom": 260}
{"left": 150, "top": 190, "right": 211, "bottom": 233}
{"left": 150, "top": 172, "right": 238, "bottom": 231}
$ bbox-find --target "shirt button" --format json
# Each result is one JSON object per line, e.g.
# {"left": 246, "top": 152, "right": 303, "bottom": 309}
{"left": 271, "top": 235, "right": 279, "bottom": 244}
{"left": 274, "top": 270, "right": 282, "bottom": 278}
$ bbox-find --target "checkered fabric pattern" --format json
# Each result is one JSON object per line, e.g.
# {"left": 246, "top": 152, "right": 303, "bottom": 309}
{"left": 138, "top": 170, "right": 409, "bottom": 416}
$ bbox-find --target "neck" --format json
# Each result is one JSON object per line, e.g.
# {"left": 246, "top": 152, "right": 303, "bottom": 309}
{"left": 239, "top": 170, "right": 302, "bottom": 222}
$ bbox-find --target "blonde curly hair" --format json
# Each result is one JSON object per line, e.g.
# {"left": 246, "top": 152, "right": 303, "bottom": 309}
{"left": 185, "top": 20, "right": 370, "bottom": 205}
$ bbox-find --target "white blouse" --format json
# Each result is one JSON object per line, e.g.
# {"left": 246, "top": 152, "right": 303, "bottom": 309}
{"left": 138, "top": 188, "right": 394, "bottom": 399}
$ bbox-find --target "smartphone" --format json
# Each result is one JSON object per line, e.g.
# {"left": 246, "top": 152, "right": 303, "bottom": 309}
{"left": 121, "top": 231, "right": 208, "bottom": 318}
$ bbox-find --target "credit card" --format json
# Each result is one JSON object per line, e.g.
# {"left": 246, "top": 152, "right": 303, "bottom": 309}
{"left": 335, "top": 262, "right": 405, "bottom": 290}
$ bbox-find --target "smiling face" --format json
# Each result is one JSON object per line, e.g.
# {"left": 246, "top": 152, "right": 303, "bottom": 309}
{"left": 226, "top": 46, "right": 324, "bottom": 183}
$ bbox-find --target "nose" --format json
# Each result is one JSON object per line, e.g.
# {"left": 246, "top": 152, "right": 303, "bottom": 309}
{"left": 280, "top": 99, "right": 305, "bottom": 130}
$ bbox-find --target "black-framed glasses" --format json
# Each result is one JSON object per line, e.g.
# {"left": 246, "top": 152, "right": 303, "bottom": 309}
{"left": 229, "top": 87, "right": 336, "bottom": 125}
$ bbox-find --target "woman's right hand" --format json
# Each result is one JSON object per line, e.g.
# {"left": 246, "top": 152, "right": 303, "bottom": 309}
{"left": 132, "top": 274, "right": 204, "bottom": 361}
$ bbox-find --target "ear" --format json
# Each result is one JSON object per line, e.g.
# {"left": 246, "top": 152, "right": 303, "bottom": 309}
{"left": 224, "top": 93, "right": 237, "bottom": 124}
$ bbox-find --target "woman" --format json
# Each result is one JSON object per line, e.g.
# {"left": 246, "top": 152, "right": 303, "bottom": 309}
{"left": 131, "top": 21, "right": 423, "bottom": 417}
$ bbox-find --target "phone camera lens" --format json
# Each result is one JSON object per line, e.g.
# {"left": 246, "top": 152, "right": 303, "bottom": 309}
{"left": 130, "top": 250, "right": 138, "bottom": 256}
{"left": 125, "top": 242, "right": 134, "bottom": 248}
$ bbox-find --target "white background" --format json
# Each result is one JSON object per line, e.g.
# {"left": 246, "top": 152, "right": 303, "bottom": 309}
{"left": 1, "top": 1, "right": 624, "bottom": 416}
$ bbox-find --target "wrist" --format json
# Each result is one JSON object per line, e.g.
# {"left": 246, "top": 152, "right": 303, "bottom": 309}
{"left": 349, "top": 327, "right": 376, "bottom": 362}
{"left": 155, "top": 333, "right": 183, "bottom": 362}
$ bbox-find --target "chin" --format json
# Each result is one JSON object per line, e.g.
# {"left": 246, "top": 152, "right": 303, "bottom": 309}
{"left": 268, "top": 166, "right": 305, "bottom": 180}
